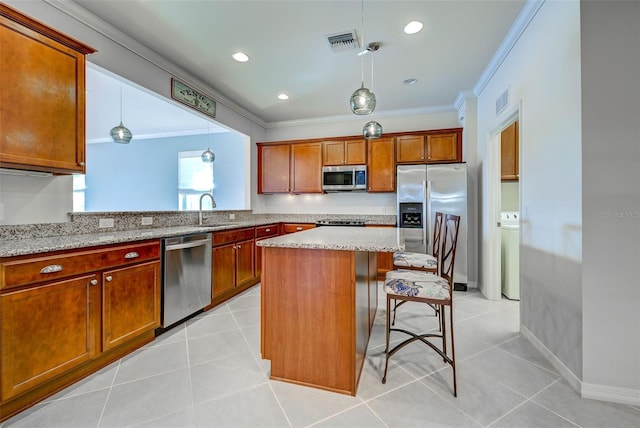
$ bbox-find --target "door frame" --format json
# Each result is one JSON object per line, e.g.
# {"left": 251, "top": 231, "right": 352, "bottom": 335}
{"left": 485, "top": 102, "right": 521, "bottom": 301}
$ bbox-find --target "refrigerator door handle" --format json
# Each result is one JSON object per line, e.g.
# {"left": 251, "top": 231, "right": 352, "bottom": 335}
{"left": 424, "top": 180, "right": 430, "bottom": 250}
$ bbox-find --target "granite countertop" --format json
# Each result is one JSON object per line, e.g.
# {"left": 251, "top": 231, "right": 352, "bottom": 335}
{"left": 0, "top": 221, "right": 266, "bottom": 258}
{"left": 256, "top": 226, "right": 404, "bottom": 252}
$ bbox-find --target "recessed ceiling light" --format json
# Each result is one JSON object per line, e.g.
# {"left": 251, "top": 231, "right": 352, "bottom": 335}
{"left": 232, "top": 52, "right": 249, "bottom": 62}
{"left": 403, "top": 78, "right": 418, "bottom": 85}
{"left": 277, "top": 93, "right": 289, "bottom": 100}
{"left": 404, "top": 21, "right": 423, "bottom": 35}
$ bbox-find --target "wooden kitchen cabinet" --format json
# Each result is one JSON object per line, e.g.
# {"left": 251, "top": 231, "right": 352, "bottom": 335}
{"left": 365, "top": 224, "right": 395, "bottom": 280}
{"left": 0, "top": 4, "right": 96, "bottom": 174}
{"left": 323, "top": 139, "right": 366, "bottom": 166}
{"left": 102, "top": 261, "right": 161, "bottom": 352}
{"left": 501, "top": 121, "right": 519, "bottom": 181}
{"left": 255, "top": 224, "right": 280, "bottom": 277}
{"left": 211, "top": 228, "right": 257, "bottom": 305}
{"left": 258, "top": 142, "right": 322, "bottom": 194}
{"left": 395, "top": 129, "right": 462, "bottom": 164}
{"left": 0, "top": 240, "right": 160, "bottom": 421}
{"left": 282, "top": 223, "right": 316, "bottom": 234}
{"left": 367, "top": 137, "right": 395, "bottom": 192}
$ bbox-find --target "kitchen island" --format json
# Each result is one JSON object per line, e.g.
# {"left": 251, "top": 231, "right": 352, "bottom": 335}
{"left": 257, "top": 226, "right": 404, "bottom": 396}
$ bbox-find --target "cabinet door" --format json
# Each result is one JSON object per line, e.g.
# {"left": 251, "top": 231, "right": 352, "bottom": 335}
{"left": 322, "top": 141, "right": 346, "bottom": 166}
{"left": 212, "top": 243, "right": 236, "bottom": 298}
{"left": 291, "top": 142, "right": 322, "bottom": 193}
{"left": 345, "top": 139, "right": 366, "bottom": 165}
{"left": 259, "top": 144, "right": 291, "bottom": 193}
{"left": 0, "top": 16, "right": 88, "bottom": 174}
{"left": 235, "top": 239, "right": 255, "bottom": 288}
{"left": 367, "top": 137, "right": 395, "bottom": 192}
{"left": 395, "top": 135, "right": 425, "bottom": 163}
{"left": 102, "top": 261, "right": 160, "bottom": 352}
{"left": 501, "top": 121, "right": 519, "bottom": 180}
{"left": 282, "top": 223, "right": 316, "bottom": 234}
{"left": 426, "top": 133, "right": 459, "bottom": 162}
{"left": 0, "top": 275, "right": 99, "bottom": 399}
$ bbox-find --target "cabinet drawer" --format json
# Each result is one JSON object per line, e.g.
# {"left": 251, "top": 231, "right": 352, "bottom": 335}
{"left": 212, "top": 228, "right": 255, "bottom": 246}
{"left": 282, "top": 223, "right": 316, "bottom": 234}
{"left": 255, "top": 224, "right": 280, "bottom": 238}
{"left": 0, "top": 241, "right": 161, "bottom": 290}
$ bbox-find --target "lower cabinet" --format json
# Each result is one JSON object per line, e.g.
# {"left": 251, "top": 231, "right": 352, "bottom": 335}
{"left": 211, "top": 228, "right": 258, "bottom": 305}
{"left": 282, "top": 223, "right": 316, "bottom": 234}
{"left": 366, "top": 224, "right": 395, "bottom": 280}
{"left": 0, "top": 240, "right": 161, "bottom": 421}
{"left": 255, "top": 224, "right": 280, "bottom": 277}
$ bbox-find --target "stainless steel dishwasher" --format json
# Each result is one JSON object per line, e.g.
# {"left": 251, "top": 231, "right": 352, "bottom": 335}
{"left": 162, "top": 233, "right": 212, "bottom": 328}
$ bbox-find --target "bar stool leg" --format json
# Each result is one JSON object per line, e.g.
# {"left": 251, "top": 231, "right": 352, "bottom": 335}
{"left": 382, "top": 294, "right": 392, "bottom": 384}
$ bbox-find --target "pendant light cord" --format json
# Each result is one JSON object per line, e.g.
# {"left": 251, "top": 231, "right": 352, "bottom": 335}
{"left": 360, "top": 0, "right": 365, "bottom": 85}
{"left": 119, "top": 83, "right": 123, "bottom": 123}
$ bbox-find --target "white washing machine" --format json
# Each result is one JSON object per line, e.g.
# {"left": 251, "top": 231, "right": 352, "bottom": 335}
{"left": 501, "top": 211, "right": 519, "bottom": 300}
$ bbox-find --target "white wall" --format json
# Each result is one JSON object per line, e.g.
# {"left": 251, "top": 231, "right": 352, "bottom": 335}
{"left": 580, "top": 0, "right": 640, "bottom": 400}
{"left": 476, "top": 0, "right": 584, "bottom": 378}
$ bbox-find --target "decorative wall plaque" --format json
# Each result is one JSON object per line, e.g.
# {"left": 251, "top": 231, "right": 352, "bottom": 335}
{"left": 171, "top": 78, "right": 216, "bottom": 118}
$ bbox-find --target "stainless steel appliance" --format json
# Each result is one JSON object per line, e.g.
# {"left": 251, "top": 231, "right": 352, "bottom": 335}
{"left": 397, "top": 163, "right": 468, "bottom": 288}
{"left": 322, "top": 165, "right": 367, "bottom": 192}
{"left": 162, "top": 233, "right": 212, "bottom": 327}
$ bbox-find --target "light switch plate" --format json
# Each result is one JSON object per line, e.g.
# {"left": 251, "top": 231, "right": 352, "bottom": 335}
{"left": 141, "top": 217, "right": 153, "bottom": 225}
{"left": 229, "top": 213, "right": 236, "bottom": 220}
{"left": 99, "top": 218, "right": 114, "bottom": 228}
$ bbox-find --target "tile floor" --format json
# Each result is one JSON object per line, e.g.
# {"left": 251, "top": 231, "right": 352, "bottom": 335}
{"left": 3, "top": 285, "right": 639, "bottom": 428}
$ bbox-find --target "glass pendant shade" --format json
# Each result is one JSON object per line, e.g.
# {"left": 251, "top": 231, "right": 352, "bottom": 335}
{"left": 363, "top": 120, "right": 383, "bottom": 140}
{"left": 350, "top": 83, "right": 376, "bottom": 115}
{"left": 110, "top": 121, "right": 132, "bottom": 144}
{"left": 201, "top": 148, "right": 215, "bottom": 163}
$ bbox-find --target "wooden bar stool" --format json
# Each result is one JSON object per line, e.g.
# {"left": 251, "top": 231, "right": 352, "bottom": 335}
{"left": 382, "top": 213, "right": 461, "bottom": 396}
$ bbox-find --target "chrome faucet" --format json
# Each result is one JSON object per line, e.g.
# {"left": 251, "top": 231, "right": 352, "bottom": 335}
{"left": 198, "top": 192, "right": 217, "bottom": 225}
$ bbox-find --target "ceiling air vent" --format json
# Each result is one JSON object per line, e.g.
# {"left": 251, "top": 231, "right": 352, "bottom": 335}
{"left": 326, "top": 30, "right": 360, "bottom": 52}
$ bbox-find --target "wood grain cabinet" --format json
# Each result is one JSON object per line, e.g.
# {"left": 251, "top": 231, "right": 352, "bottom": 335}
{"left": 501, "top": 121, "right": 519, "bottom": 181}
{"left": 322, "top": 139, "right": 366, "bottom": 166}
{"left": 0, "top": 240, "right": 161, "bottom": 420}
{"left": 258, "top": 142, "right": 323, "bottom": 194}
{"left": 395, "top": 129, "right": 462, "bottom": 164}
{"left": 211, "top": 228, "right": 257, "bottom": 304}
{"left": 282, "top": 223, "right": 316, "bottom": 234}
{"left": 0, "top": 4, "right": 96, "bottom": 174}
{"left": 367, "top": 137, "right": 395, "bottom": 192}
{"left": 255, "top": 224, "right": 280, "bottom": 277}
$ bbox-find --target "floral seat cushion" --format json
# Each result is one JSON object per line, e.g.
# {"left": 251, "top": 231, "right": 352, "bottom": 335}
{"left": 393, "top": 251, "right": 437, "bottom": 269}
{"left": 384, "top": 269, "right": 450, "bottom": 300}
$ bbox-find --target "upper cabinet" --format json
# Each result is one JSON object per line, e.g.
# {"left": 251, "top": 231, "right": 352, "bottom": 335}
{"left": 367, "top": 137, "right": 395, "bottom": 192}
{"left": 258, "top": 142, "right": 323, "bottom": 194}
{"left": 0, "top": 4, "right": 96, "bottom": 174}
{"left": 322, "top": 139, "right": 366, "bottom": 166}
{"left": 501, "top": 121, "right": 519, "bottom": 181}
{"left": 395, "top": 129, "right": 462, "bottom": 164}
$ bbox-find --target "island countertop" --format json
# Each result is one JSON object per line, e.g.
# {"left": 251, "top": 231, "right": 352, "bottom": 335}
{"left": 256, "top": 226, "right": 404, "bottom": 252}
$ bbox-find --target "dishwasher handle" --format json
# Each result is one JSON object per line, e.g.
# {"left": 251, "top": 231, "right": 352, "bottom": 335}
{"left": 165, "top": 239, "right": 211, "bottom": 251}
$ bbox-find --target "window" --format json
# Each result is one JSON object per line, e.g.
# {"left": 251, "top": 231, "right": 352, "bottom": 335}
{"left": 178, "top": 150, "right": 214, "bottom": 210}
{"left": 72, "top": 174, "right": 86, "bottom": 212}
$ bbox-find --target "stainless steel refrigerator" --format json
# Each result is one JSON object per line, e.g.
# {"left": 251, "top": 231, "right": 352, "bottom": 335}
{"left": 397, "top": 163, "right": 468, "bottom": 288}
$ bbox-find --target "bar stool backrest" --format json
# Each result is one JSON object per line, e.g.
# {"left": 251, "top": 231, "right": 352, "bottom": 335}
{"left": 439, "top": 214, "right": 461, "bottom": 290}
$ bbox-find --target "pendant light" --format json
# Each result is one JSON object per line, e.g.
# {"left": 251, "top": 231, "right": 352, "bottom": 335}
{"left": 363, "top": 42, "right": 382, "bottom": 139}
{"left": 110, "top": 83, "right": 133, "bottom": 144}
{"left": 201, "top": 123, "right": 215, "bottom": 163}
{"left": 349, "top": 0, "right": 376, "bottom": 115}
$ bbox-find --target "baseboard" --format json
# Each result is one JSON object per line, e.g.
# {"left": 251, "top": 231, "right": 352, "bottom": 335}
{"left": 521, "top": 326, "right": 640, "bottom": 406}
{"left": 520, "top": 326, "right": 582, "bottom": 394}
{"left": 582, "top": 382, "right": 640, "bottom": 406}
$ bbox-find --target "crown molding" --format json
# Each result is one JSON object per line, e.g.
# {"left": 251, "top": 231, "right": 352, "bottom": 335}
{"left": 454, "top": 90, "right": 477, "bottom": 111}
{"left": 473, "top": 0, "right": 546, "bottom": 97}
{"left": 45, "top": 0, "right": 267, "bottom": 128}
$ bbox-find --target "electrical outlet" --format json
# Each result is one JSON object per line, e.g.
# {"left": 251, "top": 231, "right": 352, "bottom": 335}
{"left": 98, "top": 218, "right": 114, "bottom": 228}
{"left": 229, "top": 213, "right": 236, "bottom": 220}
{"left": 141, "top": 217, "right": 153, "bottom": 225}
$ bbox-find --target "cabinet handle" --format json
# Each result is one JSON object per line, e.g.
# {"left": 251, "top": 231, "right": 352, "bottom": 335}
{"left": 237, "top": 244, "right": 242, "bottom": 248}
{"left": 89, "top": 279, "right": 98, "bottom": 286}
{"left": 265, "top": 228, "right": 271, "bottom": 232}
{"left": 40, "top": 265, "right": 63, "bottom": 274}
{"left": 296, "top": 227, "right": 302, "bottom": 231}
{"left": 105, "top": 275, "right": 113, "bottom": 282}
{"left": 79, "top": 161, "right": 86, "bottom": 166}
{"left": 124, "top": 251, "right": 139, "bottom": 259}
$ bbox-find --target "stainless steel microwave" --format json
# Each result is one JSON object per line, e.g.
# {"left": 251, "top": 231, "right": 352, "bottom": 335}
{"left": 322, "top": 165, "right": 367, "bottom": 192}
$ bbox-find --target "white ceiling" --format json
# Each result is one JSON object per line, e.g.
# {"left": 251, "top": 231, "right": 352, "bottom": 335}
{"left": 77, "top": 0, "right": 526, "bottom": 138}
